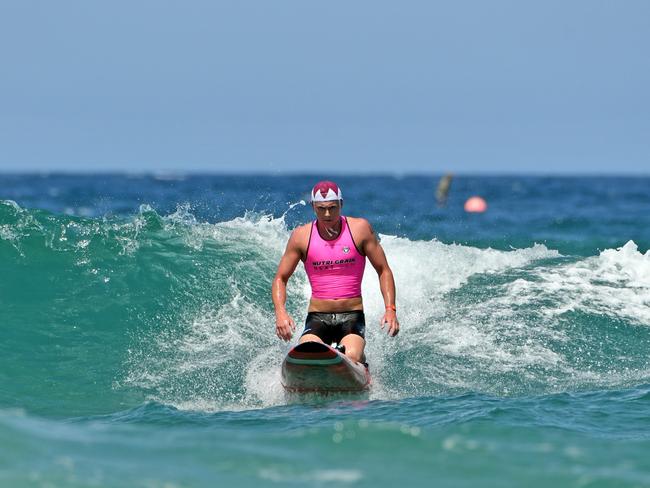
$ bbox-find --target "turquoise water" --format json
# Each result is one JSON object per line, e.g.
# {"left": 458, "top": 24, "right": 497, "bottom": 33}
{"left": 1, "top": 175, "right": 650, "bottom": 487}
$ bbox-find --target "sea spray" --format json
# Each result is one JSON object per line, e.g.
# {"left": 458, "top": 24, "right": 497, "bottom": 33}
{"left": 3, "top": 201, "right": 650, "bottom": 416}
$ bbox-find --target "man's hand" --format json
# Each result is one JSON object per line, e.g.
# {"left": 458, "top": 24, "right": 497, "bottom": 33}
{"left": 275, "top": 310, "right": 296, "bottom": 341}
{"left": 380, "top": 310, "right": 400, "bottom": 337}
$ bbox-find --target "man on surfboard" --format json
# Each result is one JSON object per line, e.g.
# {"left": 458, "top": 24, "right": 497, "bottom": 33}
{"left": 272, "top": 181, "right": 399, "bottom": 364}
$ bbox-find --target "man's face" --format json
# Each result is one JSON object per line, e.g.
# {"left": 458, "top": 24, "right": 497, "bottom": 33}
{"left": 312, "top": 200, "right": 342, "bottom": 224}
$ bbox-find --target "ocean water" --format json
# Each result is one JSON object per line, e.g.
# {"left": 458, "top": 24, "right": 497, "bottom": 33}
{"left": 1, "top": 173, "right": 649, "bottom": 487}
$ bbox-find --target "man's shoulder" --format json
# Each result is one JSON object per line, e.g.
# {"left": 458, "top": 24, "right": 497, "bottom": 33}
{"left": 288, "top": 222, "right": 312, "bottom": 247}
{"left": 292, "top": 222, "right": 312, "bottom": 235}
{"left": 346, "top": 216, "right": 374, "bottom": 241}
{"left": 346, "top": 216, "right": 372, "bottom": 233}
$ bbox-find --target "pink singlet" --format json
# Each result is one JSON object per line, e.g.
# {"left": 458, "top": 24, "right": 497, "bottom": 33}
{"left": 304, "top": 216, "right": 366, "bottom": 300}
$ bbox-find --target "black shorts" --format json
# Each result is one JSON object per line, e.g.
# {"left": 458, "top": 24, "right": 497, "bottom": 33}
{"left": 301, "top": 311, "right": 366, "bottom": 345}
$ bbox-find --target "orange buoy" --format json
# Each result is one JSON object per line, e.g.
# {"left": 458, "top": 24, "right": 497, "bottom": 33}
{"left": 464, "top": 196, "right": 487, "bottom": 213}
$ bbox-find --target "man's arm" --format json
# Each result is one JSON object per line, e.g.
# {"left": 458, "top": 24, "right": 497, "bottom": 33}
{"left": 272, "top": 227, "right": 306, "bottom": 341}
{"left": 356, "top": 219, "right": 400, "bottom": 337}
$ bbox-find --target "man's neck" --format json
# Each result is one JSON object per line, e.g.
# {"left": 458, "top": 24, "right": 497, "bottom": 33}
{"left": 318, "top": 217, "right": 342, "bottom": 240}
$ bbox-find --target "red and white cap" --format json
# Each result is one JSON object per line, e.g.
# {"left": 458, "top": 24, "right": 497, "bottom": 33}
{"left": 310, "top": 181, "right": 343, "bottom": 202}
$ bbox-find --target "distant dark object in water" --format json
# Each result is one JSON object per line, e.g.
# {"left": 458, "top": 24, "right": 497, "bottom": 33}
{"left": 436, "top": 173, "right": 453, "bottom": 206}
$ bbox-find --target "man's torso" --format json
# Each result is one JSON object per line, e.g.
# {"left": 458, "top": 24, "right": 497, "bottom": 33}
{"left": 297, "top": 216, "right": 366, "bottom": 313}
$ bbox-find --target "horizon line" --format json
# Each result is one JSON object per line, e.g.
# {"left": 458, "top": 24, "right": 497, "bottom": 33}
{"left": 0, "top": 169, "right": 650, "bottom": 179}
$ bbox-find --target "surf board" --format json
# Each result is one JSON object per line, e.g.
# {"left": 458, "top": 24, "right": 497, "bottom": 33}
{"left": 281, "top": 341, "right": 371, "bottom": 393}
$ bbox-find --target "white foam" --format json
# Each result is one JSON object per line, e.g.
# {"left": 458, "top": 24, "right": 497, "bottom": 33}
{"left": 360, "top": 236, "right": 562, "bottom": 396}
{"left": 123, "top": 210, "right": 648, "bottom": 408}
{"left": 366, "top": 236, "right": 559, "bottom": 299}
{"left": 258, "top": 468, "right": 363, "bottom": 484}
{"left": 123, "top": 212, "right": 306, "bottom": 411}
{"left": 389, "top": 240, "right": 650, "bottom": 396}
{"left": 0, "top": 225, "right": 18, "bottom": 241}
{"left": 125, "top": 289, "right": 286, "bottom": 412}
{"left": 243, "top": 350, "right": 286, "bottom": 407}
{"left": 0, "top": 200, "right": 42, "bottom": 251}
{"left": 507, "top": 240, "right": 650, "bottom": 325}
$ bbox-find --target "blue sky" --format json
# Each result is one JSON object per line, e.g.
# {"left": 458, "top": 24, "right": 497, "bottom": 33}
{"left": 0, "top": 1, "right": 648, "bottom": 174}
